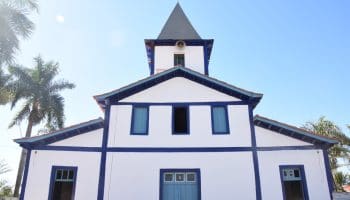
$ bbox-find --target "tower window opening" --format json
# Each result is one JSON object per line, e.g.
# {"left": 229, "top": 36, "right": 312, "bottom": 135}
{"left": 174, "top": 54, "right": 185, "bottom": 67}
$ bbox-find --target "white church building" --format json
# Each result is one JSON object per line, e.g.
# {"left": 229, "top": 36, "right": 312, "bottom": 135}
{"left": 15, "top": 3, "right": 337, "bottom": 200}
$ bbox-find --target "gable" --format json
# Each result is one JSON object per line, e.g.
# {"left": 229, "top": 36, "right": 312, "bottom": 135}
{"left": 121, "top": 77, "right": 240, "bottom": 102}
{"left": 15, "top": 118, "right": 104, "bottom": 149}
{"left": 254, "top": 115, "right": 337, "bottom": 148}
{"left": 255, "top": 126, "right": 311, "bottom": 147}
{"left": 48, "top": 128, "right": 103, "bottom": 147}
{"left": 94, "top": 67, "right": 263, "bottom": 109}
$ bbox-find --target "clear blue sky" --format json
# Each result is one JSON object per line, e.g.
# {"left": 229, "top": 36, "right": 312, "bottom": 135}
{"left": 0, "top": 0, "right": 349, "bottom": 185}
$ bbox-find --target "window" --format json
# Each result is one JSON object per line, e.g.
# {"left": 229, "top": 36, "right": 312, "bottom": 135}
{"left": 48, "top": 166, "right": 77, "bottom": 200}
{"left": 211, "top": 106, "right": 229, "bottom": 134}
{"left": 131, "top": 106, "right": 149, "bottom": 135}
{"left": 160, "top": 169, "right": 200, "bottom": 200}
{"left": 174, "top": 54, "right": 185, "bottom": 67}
{"left": 173, "top": 106, "right": 189, "bottom": 134}
{"left": 280, "top": 165, "right": 309, "bottom": 200}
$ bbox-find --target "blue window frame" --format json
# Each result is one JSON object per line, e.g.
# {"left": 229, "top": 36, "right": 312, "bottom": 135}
{"left": 174, "top": 54, "right": 185, "bottom": 67}
{"left": 172, "top": 106, "right": 190, "bottom": 135}
{"left": 130, "top": 106, "right": 149, "bottom": 135}
{"left": 279, "top": 165, "right": 309, "bottom": 200}
{"left": 211, "top": 105, "right": 230, "bottom": 134}
{"left": 160, "top": 169, "right": 201, "bottom": 200}
{"left": 48, "top": 166, "right": 78, "bottom": 200}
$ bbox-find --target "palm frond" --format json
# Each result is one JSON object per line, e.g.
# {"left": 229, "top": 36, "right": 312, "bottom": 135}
{"left": 0, "top": 67, "right": 13, "bottom": 104}
{"left": 8, "top": 101, "right": 30, "bottom": 128}
{"left": 12, "top": 0, "right": 39, "bottom": 12}
{"left": 0, "top": 1, "right": 36, "bottom": 65}
{"left": 46, "top": 94, "right": 65, "bottom": 129}
{"left": 50, "top": 79, "right": 75, "bottom": 93}
{"left": 0, "top": 12, "right": 19, "bottom": 65}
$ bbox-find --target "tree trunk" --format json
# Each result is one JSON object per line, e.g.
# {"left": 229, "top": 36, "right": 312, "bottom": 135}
{"left": 13, "top": 120, "right": 33, "bottom": 197}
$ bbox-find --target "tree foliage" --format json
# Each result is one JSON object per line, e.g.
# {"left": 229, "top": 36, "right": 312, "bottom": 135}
{"left": 303, "top": 116, "right": 350, "bottom": 170}
{"left": 0, "top": 160, "right": 9, "bottom": 175}
{"left": 0, "top": 67, "right": 12, "bottom": 105}
{"left": 8, "top": 56, "right": 75, "bottom": 131}
{"left": 0, "top": 160, "right": 12, "bottom": 198}
{"left": 8, "top": 55, "right": 75, "bottom": 196}
{"left": 0, "top": 0, "right": 37, "bottom": 66}
{"left": 303, "top": 117, "right": 350, "bottom": 191}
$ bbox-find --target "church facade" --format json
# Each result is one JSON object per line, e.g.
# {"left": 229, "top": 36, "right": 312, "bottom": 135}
{"left": 15, "top": 3, "right": 336, "bottom": 200}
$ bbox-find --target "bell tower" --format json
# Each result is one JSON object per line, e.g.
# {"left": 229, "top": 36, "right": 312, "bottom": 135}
{"left": 145, "top": 3, "right": 213, "bottom": 75}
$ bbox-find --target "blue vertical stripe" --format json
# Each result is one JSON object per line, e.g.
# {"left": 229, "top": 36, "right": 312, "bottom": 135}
{"left": 248, "top": 104, "right": 262, "bottom": 200}
{"left": 97, "top": 103, "right": 111, "bottom": 200}
{"left": 323, "top": 149, "right": 334, "bottom": 200}
{"left": 19, "top": 150, "right": 31, "bottom": 200}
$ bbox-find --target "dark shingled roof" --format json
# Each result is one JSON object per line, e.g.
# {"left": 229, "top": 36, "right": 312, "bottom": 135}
{"left": 158, "top": 3, "right": 201, "bottom": 40}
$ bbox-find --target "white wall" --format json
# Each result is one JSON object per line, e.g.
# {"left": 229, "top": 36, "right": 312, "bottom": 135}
{"left": 154, "top": 46, "right": 204, "bottom": 74}
{"left": 104, "top": 152, "right": 256, "bottom": 200}
{"left": 48, "top": 128, "right": 103, "bottom": 147}
{"left": 121, "top": 77, "right": 240, "bottom": 103}
{"left": 258, "top": 150, "right": 330, "bottom": 200}
{"left": 108, "top": 105, "right": 252, "bottom": 147}
{"left": 24, "top": 150, "right": 101, "bottom": 200}
{"left": 255, "top": 126, "right": 311, "bottom": 147}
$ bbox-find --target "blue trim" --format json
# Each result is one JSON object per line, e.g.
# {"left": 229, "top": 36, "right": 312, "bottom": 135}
{"left": 48, "top": 166, "right": 78, "bottom": 200}
{"left": 172, "top": 105, "right": 190, "bottom": 135}
{"left": 26, "top": 145, "right": 319, "bottom": 152}
{"left": 323, "top": 149, "right": 334, "bottom": 200}
{"left": 19, "top": 150, "right": 31, "bottom": 200}
{"left": 107, "top": 147, "right": 252, "bottom": 152}
{"left": 159, "top": 168, "right": 201, "bottom": 200}
{"left": 248, "top": 104, "right": 262, "bottom": 200}
{"left": 97, "top": 103, "right": 111, "bottom": 200}
{"left": 203, "top": 40, "right": 209, "bottom": 75}
{"left": 130, "top": 105, "right": 149, "bottom": 135}
{"left": 34, "top": 146, "right": 102, "bottom": 152}
{"left": 114, "top": 101, "right": 249, "bottom": 106}
{"left": 211, "top": 105, "right": 230, "bottom": 134}
{"left": 148, "top": 39, "right": 213, "bottom": 46}
{"left": 279, "top": 165, "right": 309, "bottom": 200}
{"left": 256, "top": 145, "right": 317, "bottom": 151}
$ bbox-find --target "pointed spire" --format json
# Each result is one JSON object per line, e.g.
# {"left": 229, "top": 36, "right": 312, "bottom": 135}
{"left": 158, "top": 3, "right": 201, "bottom": 40}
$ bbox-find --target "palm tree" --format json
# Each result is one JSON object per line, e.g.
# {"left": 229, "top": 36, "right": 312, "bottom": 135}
{"left": 303, "top": 117, "right": 350, "bottom": 170}
{"left": 0, "top": 0, "right": 37, "bottom": 65}
{"left": 0, "top": 67, "right": 12, "bottom": 104}
{"left": 8, "top": 56, "right": 75, "bottom": 196}
{"left": 303, "top": 117, "right": 350, "bottom": 191}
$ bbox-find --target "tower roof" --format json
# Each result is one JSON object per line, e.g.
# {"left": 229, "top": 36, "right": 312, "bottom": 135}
{"left": 158, "top": 3, "right": 201, "bottom": 40}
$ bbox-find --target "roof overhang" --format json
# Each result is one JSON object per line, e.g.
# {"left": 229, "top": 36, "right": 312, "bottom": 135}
{"left": 94, "top": 66, "right": 263, "bottom": 110}
{"left": 254, "top": 115, "right": 338, "bottom": 148}
{"left": 14, "top": 118, "right": 104, "bottom": 149}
